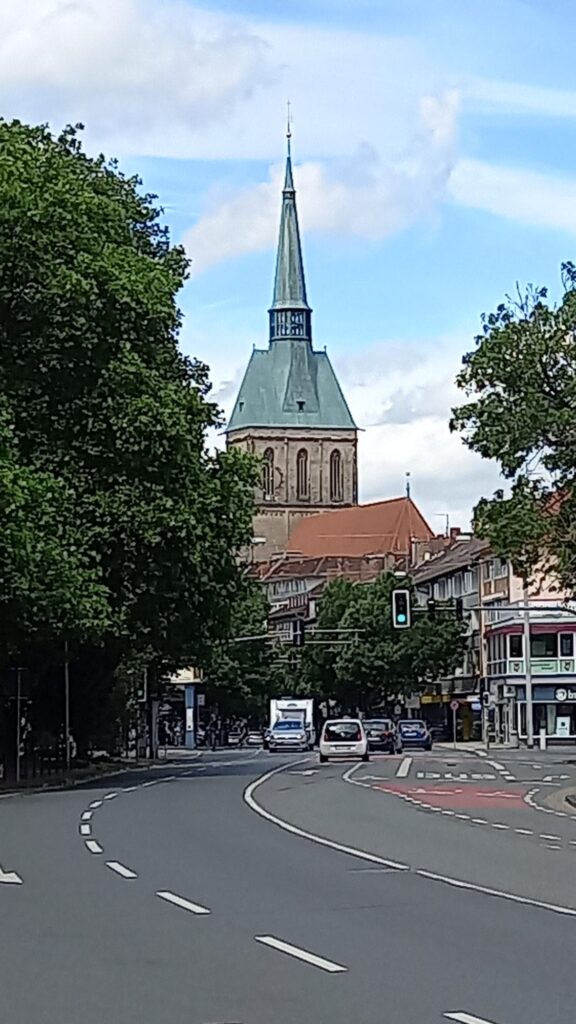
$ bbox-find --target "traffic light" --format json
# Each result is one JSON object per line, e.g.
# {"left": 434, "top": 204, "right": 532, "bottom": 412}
{"left": 292, "top": 620, "right": 306, "bottom": 647}
{"left": 455, "top": 597, "right": 464, "bottom": 621}
{"left": 392, "top": 589, "right": 411, "bottom": 629}
{"left": 427, "top": 597, "right": 436, "bottom": 620}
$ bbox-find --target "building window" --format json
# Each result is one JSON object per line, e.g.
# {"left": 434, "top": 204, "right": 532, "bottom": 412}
{"left": 330, "top": 449, "right": 343, "bottom": 502}
{"left": 262, "top": 447, "right": 274, "bottom": 500}
{"left": 561, "top": 634, "right": 574, "bottom": 657}
{"left": 296, "top": 448, "right": 309, "bottom": 500}
{"left": 530, "top": 633, "right": 557, "bottom": 659}
{"left": 453, "top": 574, "right": 463, "bottom": 597}
{"left": 509, "top": 634, "right": 523, "bottom": 659}
{"left": 494, "top": 557, "right": 508, "bottom": 578}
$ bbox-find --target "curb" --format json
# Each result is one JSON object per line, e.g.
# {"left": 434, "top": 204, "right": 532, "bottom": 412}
{"left": 0, "top": 756, "right": 197, "bottom": 799}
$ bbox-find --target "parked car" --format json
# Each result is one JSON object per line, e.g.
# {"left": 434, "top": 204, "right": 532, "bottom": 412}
{"left": 397, "top": 719, "right": 433, "bottom": 750}
{"left": 268, "top": 719, "right": 310, "bottom": 753}
{"left": 319, "top": 719, "right": 369, "bottom": 763}
{"left": 363, "top": 718, "right": 403, "bottom": 754}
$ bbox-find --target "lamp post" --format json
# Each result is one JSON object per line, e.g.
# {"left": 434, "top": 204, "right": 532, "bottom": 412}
{"left": 522, "top": 584, "right": 534, "bottom": 748}
{"left": 64, "top": 640, "right": 71, "bottom": 771}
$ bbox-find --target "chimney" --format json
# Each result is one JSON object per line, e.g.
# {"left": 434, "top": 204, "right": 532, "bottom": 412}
{"left": 449, "top": 527, "right": 461, "bottom": 542}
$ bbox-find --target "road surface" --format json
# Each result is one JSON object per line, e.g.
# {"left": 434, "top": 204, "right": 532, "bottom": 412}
{"left": 2, "top": 746, "right": 576, "bottom": 1023}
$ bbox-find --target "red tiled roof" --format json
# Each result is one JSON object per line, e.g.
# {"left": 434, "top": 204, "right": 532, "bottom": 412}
{"left": 286, "top": 497, "right": 434, "bottom": 558}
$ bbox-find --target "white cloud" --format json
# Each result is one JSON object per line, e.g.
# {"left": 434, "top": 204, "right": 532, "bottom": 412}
{"left": 185, "top": 90, "right": 460, "bottom": 272}
{"left": 467, "top": 78, "right": 576, "bottom": 119}
{"left": 333, "top": 335, "right": 502, "bottom": 526}
{"left": 449, "top": 158, "right": 576, "bottom": 233}
{"left": 0, "top": 0, "right": 272, "bottom": 152}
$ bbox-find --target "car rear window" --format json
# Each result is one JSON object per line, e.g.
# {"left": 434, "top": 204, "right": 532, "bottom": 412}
{"left": 274, "top": 721, "right": 302, "bottom": 731}
{"left": 364, "top": 720, "right": 392, "bottom": 729}
{"left": 399, "top": 720, "right": 425, "bottom": 731}
{"left": 324, "top": 723, "right": 362, "bottom": 742}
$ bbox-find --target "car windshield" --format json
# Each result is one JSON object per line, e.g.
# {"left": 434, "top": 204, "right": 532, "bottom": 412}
{"left": 324, "top": 722, "right": 362, "bottom": 741}
{"left": 273, "top": 720, "right": 303, "bottom": 731}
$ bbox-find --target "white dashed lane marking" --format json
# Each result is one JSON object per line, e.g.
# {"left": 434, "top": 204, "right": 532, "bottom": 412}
{"left": 156, "top": 891, "right": 211, "bottom": 915}
{"left": 444, "top": 1013, "right": 501, "bottom": 1024}
{"left": 106, "top": 861, "right": 138, "bottom": 879}
{"left": 79, "top": 823, "right": 91, "bottom": 836}
{"left": 254, "top": 935, "right": 348, "bottom": 974}
{"left": 85, "top": 840, "right": 103, "bottom": 854}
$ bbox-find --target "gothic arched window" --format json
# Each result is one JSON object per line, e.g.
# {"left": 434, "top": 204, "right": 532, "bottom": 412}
{"left": 330, "top": 449, "right": 343, "bottom": 502}
{"left": 296, "top": 448, "right": 309, "bottom": 500}
{"left": 262, "top": 448, "right": 274, "bottom": 500}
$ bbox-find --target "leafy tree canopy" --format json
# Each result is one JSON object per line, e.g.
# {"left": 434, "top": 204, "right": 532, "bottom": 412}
{"left": 451, "top": 264, "right": 576, "bottom": 588}
{"left": 0, "top": 119, "right": 258, "bottom": 753}
{"left": 303, "top": 574, "right": 467, "bottom": 712}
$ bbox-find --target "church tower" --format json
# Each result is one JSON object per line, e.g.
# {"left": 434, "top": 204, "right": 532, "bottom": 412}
{"left": 226, "top": 125, "right": 358, "bottom": 560}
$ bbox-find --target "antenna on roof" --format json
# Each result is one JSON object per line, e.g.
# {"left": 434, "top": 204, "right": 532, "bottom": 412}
{"left": 435, "top": 512, "right": 450, "bottom": 537}
{"left": 405, "top": 471, "right": 411, "bottom": 499}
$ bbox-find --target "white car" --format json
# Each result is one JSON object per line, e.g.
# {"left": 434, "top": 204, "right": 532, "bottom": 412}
{"left": 319, "top": 719, "right": 369, "bottom": 763}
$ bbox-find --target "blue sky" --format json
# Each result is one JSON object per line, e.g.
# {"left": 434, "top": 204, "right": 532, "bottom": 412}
{"left": 2, "top": 0, "right": 575, "bottom": 526}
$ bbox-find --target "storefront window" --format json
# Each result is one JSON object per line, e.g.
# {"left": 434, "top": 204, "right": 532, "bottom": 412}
{"left": 530, "top": 633, "right": 557, "bottom": 658}
{"left": 509, "top": 634, "right": 523, "bottom": 658}
{"left": 560, "top": 634, "right": 574, "bottom": 657}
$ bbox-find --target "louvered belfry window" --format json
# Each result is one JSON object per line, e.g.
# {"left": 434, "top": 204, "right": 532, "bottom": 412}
{"left": 296, "top": 448, "right": 309, "bottom": 500}
{"left": 262, "top": 447, "right": 275, "bottom": 499}
{"left": 330, "top": 449, "right": 343, "bottom": 502}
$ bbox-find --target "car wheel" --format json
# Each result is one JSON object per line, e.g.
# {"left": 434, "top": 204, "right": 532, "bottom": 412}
{"left": 361, "top": 752, "right": 370, "bottom": 762}
{"left": 425, "top": 743, "right": 432, "bottom": 751}
{"left": 319, "top": 753, "right": 328, "bottom": 763}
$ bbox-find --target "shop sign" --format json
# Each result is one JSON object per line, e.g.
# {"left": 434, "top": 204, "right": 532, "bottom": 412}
{"left": 554, "top": 687, "right": 576, "bottom": 701}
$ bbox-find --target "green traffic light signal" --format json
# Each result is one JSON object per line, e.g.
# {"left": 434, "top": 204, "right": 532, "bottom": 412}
{"left": 392, "top": 589, "right": 411, "bottom": 629}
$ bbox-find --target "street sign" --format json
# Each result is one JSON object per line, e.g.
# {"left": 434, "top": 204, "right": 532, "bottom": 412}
{"left": 450, "top": 700, "right": 460, "bottom": 711}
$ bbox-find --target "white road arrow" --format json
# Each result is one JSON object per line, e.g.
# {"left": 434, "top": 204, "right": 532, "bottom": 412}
{"left": 543, "top": 774, "right": 570, "bottom": 782}
{"left": 0, "top": 864, "right": 23, "bottom": 885}
{"left": 410, "top": 787, "right": 464, "bottom": 796}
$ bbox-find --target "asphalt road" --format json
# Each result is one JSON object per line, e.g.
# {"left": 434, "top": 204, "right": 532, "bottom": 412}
{"left": 2, "top": 746, "right": 576, "bottom": 1024}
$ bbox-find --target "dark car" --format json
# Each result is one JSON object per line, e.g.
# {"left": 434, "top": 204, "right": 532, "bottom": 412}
{"left": 363, "top": 718, "right": 403, "bottom": 753}
{"left": 397, "top": 719, "right": 433, "bottom": 750}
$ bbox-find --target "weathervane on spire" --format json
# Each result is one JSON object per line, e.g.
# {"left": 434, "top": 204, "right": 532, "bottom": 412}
{"left": 286, "top": 100, "right": 292, "bottom": 157}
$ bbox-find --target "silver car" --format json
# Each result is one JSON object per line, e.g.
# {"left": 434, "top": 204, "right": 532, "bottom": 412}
{"left": 268, "top": 720, "right": 310, "bottom": 752}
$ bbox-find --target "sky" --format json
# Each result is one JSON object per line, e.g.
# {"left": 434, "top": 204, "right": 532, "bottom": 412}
{"left": 2, "top": 0, "right": 575, "bottom": 530}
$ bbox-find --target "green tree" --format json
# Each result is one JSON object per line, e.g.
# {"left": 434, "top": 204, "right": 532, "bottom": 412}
{"left": 202, "top": 579, "right": 272, "bottom": 721}
{"left": 304, "top": 574, "right": 467, "bottom": 712}
{"left": 0, "top": 119, "right": 258, "bottom": 754}
{"left": 301, "top": 577, "right": 355, "bottom": 702}
{"left": 450, "top": 264, "right": 576, "bottom": 588}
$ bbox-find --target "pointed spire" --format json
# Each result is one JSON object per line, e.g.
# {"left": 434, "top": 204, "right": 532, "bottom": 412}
{"left": 269, "top": 110, "right": 311, "bottom": 343}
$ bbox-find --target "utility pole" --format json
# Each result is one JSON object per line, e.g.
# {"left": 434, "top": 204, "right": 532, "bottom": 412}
{"left": 64, "top": 640, "right": 71, "bottom": 771}
{"left": 523, "top": 583, "right": 534, "bottom": 748}
{"left": 15, "top": 667, "right": 22, "bottom": 784}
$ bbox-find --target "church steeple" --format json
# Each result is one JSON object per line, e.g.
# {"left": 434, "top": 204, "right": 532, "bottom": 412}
{"left": 269, "top": 115, "right": 312, "bottom": 344}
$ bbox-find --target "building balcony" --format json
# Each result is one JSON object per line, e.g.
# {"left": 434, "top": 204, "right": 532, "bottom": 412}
{"left": 488, "top": 657, "right": 576, "bottom": 679}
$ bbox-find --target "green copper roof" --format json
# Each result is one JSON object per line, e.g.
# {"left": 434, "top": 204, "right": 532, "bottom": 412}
{"left": 227, "top": 339, "right": 356, "bottom": 431}
{"left": 227, "top": 130, "right": 356, "bottom": 434}
{"left": 270, "top": 147, "right": 310, "bottom": 313}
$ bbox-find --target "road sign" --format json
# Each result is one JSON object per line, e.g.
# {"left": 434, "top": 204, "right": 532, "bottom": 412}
{"left": 450, "top": 700, "right": 459, "bottom": 711}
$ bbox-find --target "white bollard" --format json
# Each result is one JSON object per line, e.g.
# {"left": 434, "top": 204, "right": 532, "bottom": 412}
{"left": 539, "top": 727, "right": 547, "bottom": 751}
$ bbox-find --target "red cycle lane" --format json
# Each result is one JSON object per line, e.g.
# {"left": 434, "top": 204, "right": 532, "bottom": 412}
{"left": 371, "top": 780, "right": 530, "bottom": 811}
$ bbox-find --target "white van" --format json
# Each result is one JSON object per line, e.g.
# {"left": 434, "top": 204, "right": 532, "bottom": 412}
{"left": 319, "top": 719, "right": 369, "bottom": 763}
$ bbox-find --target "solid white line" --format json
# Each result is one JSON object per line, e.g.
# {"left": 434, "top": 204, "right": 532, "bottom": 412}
{"left": 156, "top": 890, "right": 211, "bottom": 915}
{"left": 396, "top": 756, "right": 412, "bottom": 778}
{"left": 254, "top": 935, "right": 347, "bottom": 973}
{"left": 81, "top": 811, "right": 93, "bottom": 821}
{"left": 444, "top": 1013, "right": 499, "bottom": 1024}
{"left": 418, "top": 869, "right": 576, "bottom": 918}
{"left": 89, "top": 800, "right": 103, "bottom": 809}
{"left": 80, "top": 823, "right": 91, "bottom": 836}
{"left": 85, "top": 840, "right": 103, "bottom": 854}
{"left": 104, "top": 793, "right": 117, "bottom": 800}
{"left": 244, "top": 761, "right": 409, "bottom": 871}
{"left": 106, "top": 861, "right": 137, "bottom": 879}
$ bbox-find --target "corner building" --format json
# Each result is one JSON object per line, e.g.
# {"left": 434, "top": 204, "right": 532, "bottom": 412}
{"left": 226, "top": 136, "right": 358, "bottom": 560}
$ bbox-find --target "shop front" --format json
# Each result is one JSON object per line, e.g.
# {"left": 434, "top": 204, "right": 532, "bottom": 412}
{"left": 513, "top": 683, "right": 576, "bottom": 742}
